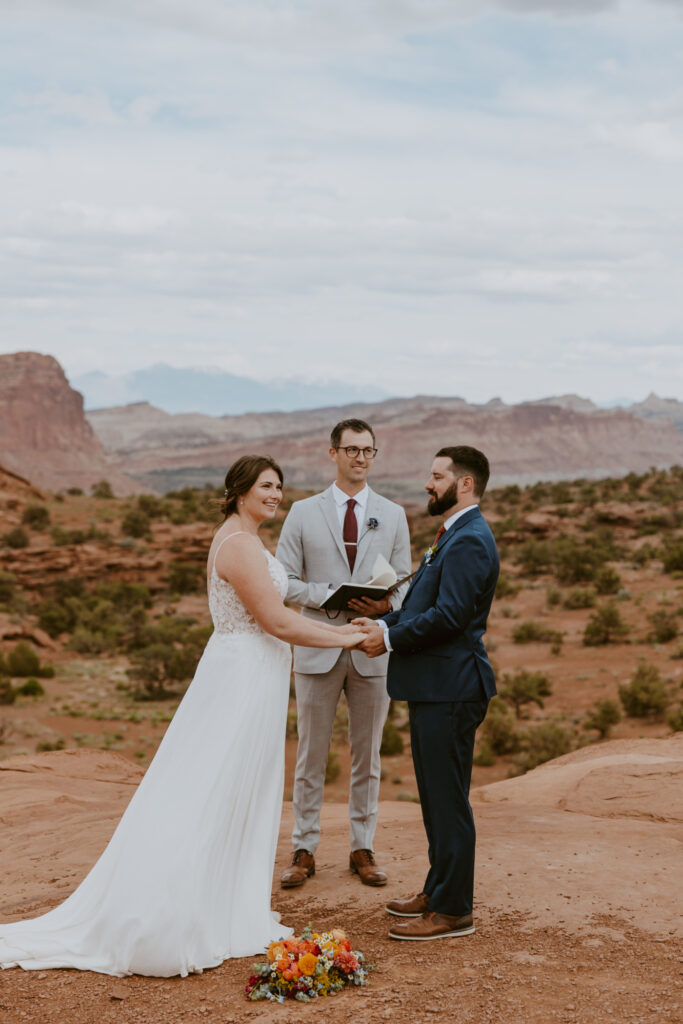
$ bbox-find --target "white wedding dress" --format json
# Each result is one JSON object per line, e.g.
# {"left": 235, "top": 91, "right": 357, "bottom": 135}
{"left": 0, "top": 537, "right": 293, "bottom": 976}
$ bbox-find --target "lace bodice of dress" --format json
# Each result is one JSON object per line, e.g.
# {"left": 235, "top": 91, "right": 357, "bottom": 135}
{"left": 209, "top": 544, "right": 288, "bottom": 637}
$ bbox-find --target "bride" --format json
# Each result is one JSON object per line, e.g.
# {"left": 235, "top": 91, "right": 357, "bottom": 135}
{"left": 0, "top": 455, "right": 365, "bottom": 978}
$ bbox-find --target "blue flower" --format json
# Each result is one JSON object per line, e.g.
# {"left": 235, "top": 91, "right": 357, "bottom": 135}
{"left": 367, "top": 517, "right": 379, "bottom": 529}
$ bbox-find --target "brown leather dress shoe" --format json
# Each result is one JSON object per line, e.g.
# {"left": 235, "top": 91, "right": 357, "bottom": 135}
{"left": 388, "top": 911, "right": 475, "bottom": 941}
{"left": 385, "top": 892, "right": 430, "bottom": 918}
{"left": 349, "top": 849, "right": 388, "bottom": 886}
{"left": 280, "top": 850, "right": 315, "bottom": 889}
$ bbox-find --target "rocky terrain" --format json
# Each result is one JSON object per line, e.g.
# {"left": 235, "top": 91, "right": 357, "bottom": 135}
{"left": 0, "top": 353, "right": 140, "bottom": 495}
{"left": 87, "top": 394, "right": 683, "bottom": 498}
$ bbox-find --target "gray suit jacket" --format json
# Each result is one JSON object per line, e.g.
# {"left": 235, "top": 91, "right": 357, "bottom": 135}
{"left": 276, "top": 485, "right": 412, "bottom": 677}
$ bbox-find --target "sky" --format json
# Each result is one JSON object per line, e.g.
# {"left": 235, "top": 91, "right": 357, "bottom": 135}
{"left": 1, "top": 0, "right": 682, "bottom": 405}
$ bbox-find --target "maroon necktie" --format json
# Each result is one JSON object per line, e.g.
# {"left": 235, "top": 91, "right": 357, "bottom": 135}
{"left": 432, "top": 524, "right": 446, "bottom": 548}
{"left": 343, "top": 498, "right": 358, "bottom": 572}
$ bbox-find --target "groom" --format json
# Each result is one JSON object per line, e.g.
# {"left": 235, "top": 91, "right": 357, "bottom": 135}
{"left": 276, "top": 418, "right": 411, "bottom": 889}
{"left": 354, "top": 445, "right": 499, "bottom": 940}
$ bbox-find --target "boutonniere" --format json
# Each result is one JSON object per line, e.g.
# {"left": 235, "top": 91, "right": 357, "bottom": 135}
{"left": 367, "top": 517, "right": 380, "bottom": 530}
{"left": 424, "top": 544, "right": 437, "bottom": 565}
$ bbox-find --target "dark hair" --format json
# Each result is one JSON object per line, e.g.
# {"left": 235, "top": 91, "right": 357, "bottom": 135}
{"left": 436, "top": 445, "right": 490, "bottom": 498}
{"left": 330, "top": 418, "right": 375, "bottom": 449}
{"left": 218, "top": 455, "right": 283, "bottom": 520}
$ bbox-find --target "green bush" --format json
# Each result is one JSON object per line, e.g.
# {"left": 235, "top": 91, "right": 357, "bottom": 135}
{"left": 667, "top": 704, "right": 683, "bottom": 732}
{"left": 515, "top": 540, "right": 553, "bottom": 576}
{"left": 515, "top": 721, "right": 574, "bottom": 774}
{"left": 632, "top": 543, "right": 660, "bottom": 566}
{"left": 473, "top": 738, "right": 496, "bottom": 767}
{"left": 325, "top": 750, "right": 341, "bottom": 784}
{"left": 0, "top": 678, "right": 16, "bottom": 705}
{"left": 380, "top": 719, "right": 404, "bottom": 756}
{"left": 121, "top": 508, "right": 151, "bottom": 539}
{"left": 2, "top": 526, "right": 29, "bottom": 549}
{"left": 36, "top": 737, "right": 66, "bottom": 751}
{"left": 0, "top": 572, "right": 15, "bottom": 604}
{"left": 37, "top": 599, "right": 75, "bottom": 638}
{"left": 91, "top": 480, "right": 114, "bottom": 499}
{"left": 594, "top": 566, "right": 622, "bottom": 595}
{"left": 495, "top": 574, "right": 520, "bottom": 599}
{"left": 16, "top": 677, "right": 45, "bottom": 697}
{"left": 22, "top": 504, "right": 51, "bottom": 530}
{"left": 583, "top": 699, "right": 621, "bottom": 738}
{"left": 546, "top": 586, "right": 562, "bottom": 608}
{"left": 583, "top": 602, "right": 629, "bottom": 646}
{"left": 499, "top": 670, "right": 552, "bottom": 718}
{"left": 167, "top": 562, "right": 203, "bottom": 595}
{"left": 480, "top": 698, "right": 520, "bottom": 755}
{"left": 619, "top": 664, "right": 669, "bottom": 718}
{"left": 647, "top": 610, "right": 679, "bottom": 644}
{"left": 662, "top": 541, "right": 683, "bottom": 574}
{"left": 136, "top": 494, "right": 164, "bottom": 518}
{"left": 563, "top": 588, "right": 596, "bottom": 610}
{"left": 513, "top": 621, "right": 564, "bottom": 647}
{"left": 6, "top": 642, "right": 54, "bottom": 678}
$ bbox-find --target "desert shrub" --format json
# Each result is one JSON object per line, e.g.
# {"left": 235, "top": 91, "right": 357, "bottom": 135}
{"left": 583, "top": 601, "right": 629, "bottom": 646}
{"left": 632, "top": 543, "right": 660, "bottom": 566}
{"left": 0, "top": 679, "right": 16, "bottom": 705}
{"left": 380, "top": 719, "right": 404, "bottom": 756}
{"left": 512, "top": 621, "right": 563, "bottom": 647}
{"left": 325, "top": 750, "right": 341, "bottom": 784}
{"left": 648, "top": 610, "right": 679, "bottom": 644}
{"left": 549, "top": 482, "right": 573, "bottom": 504}
{"left": 619, "top": 664, "right": 669, "bottom": 718}
{"left": 136, "top": 494, "right": 164, "bottom": 518}
{"left": 126, "top": 614, "right": 196, "bottom": 652}
{"left": 563, "top": 587, "right": 596, "bottom": 610}
{"left": 2, "top": 526, "right": 29, "bottom": 549}
{"left": 495, "top": 574, "right": 520, "bottom": 599}
{"left": 51, "top": 525, "right": 108, "bottom": 546}
{"left": 0, "top": 572, "right": 15, "bottom": 605}
{"left": 126, "top": 622, "right": 211, "bottom": 699}
{"left": 473, "top": 738, "right": 496, "bottom": 767}
{"left": 480, "top": 697, "right": 520, "bottom": 755}
{"left": 667, "top": 704, "right": 683, "bottom": 732}
{"left": 95, "top": 581, "right": 152, "bottom": 611}
{"left": 499, "top": 670, "right": 552, "bottom": 719}
{"left": 662, "top": 541, "right": 683, "bottom": 574}
{"left": 514, "top": 721, "right": 574, "bottom": 774}
{"left": 22, "top": 504, "right": 51, "bottom": 530}
{"left": 546, "top": 585, "right": 562, "bottom": 608}
{"left": 66, "top": 487, "right": 83, "bottom": 496}
{"left": 167, "top": 562, "right": 203, "bottom": 595}
{"left": 584, "top": 699, "right": 621, "bottom": 738}
{"left": 91, "top": 480, "right": 114, "bottom": 499}
{"left": 16, "top": 677, "right": 45, "bottom": 697}
{"left": 36, "top": 737, "right": 66, "bottom": 751}
{"left": 594, "top": 566, "right": 622, "bottom": 595}
{"left": 37, "top": 599, "right": 75, "bottom": 638}
{"left": 515, "top": 540, "right": 553, "bottom": 576}
{"left": 6, "top": 642, "right": 54, "bottom": 678}
{"left": 121, "top": 508, "right": 151, "bottom": 539}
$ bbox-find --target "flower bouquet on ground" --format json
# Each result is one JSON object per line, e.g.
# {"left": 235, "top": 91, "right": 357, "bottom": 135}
{"left": 245, "top": 925, "right": 370, "bottom": 1003}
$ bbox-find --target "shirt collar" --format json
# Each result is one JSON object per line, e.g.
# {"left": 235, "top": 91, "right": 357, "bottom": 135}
{"left": 443, "top": 503, "right": 479, "bottom": 533}
{"left": 332, "top": 482, "right": 369, "bottom": 513}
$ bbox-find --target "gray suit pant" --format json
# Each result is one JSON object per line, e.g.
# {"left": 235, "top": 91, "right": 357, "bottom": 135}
{"left": 292, "top": 650, "right": 390, "bottom": 855}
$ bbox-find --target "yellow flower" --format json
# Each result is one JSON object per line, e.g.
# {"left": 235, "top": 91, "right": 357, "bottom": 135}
{"left": 298, "top": 953, "right": 318, "bottom": 976}
{"left": 331, "top": 929, "right": 347, "bottom": 942}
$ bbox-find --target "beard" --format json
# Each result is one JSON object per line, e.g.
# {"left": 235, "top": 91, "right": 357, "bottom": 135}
{"left": 427, "top": 482, "right": 459, "bottom": 517}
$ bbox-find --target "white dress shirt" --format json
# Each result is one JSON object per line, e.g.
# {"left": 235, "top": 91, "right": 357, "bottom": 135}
{"left": 332, "top": 483, "right": 369, "bottom": 535}
{"left": 379, "top": 503, "right": 479, "bottom": 653}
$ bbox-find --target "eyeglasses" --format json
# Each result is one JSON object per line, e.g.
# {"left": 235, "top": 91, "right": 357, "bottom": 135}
{"left": 335, "top": 446, "right": 378, "bottom": 459}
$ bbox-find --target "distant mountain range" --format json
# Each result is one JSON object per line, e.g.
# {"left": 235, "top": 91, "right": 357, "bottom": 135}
{"left": 71, "top": 364, "right": 389, "bottom": 416}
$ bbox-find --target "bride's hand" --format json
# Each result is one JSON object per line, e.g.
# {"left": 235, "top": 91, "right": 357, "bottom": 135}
{"left": 339, "top": 630, "right": 367, "bottom": 649}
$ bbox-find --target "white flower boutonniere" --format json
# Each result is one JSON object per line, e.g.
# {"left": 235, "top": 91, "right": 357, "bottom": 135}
{"left": 424, "top": 544, "right": 437, "bottom": 565}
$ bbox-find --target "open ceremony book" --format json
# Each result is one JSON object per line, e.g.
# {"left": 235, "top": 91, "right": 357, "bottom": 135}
{"left": 321, "top": 554, "right": 415, "bottom": 613}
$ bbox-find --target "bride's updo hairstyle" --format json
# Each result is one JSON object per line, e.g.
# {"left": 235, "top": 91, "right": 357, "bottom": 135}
{"left": 218, "top": 455, "right": 284, "bottom": 521}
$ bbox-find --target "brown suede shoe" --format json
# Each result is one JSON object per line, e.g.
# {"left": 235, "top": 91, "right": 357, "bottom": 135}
{"left": 280, "top": 850, "right": 315, "bottom": 889}
{"left": 385, "top": 892, "right": 430, "bottom": 918}
{"left": 388, "top": 911, "right": 475, "bottom": 941}
{"left": 349, "top": 849, "right": 388, "bottom": 887}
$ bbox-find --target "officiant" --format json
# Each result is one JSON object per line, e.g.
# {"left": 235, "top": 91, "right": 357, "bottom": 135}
{"left": 276, "top": 418, "right": 411, "bottom": 889}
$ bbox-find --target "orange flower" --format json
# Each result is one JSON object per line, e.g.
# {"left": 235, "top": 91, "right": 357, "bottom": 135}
{"left": 331, "top": 929, "right": 347, "bottom": 942}
{"left": 267, "top": 942, "right": 286, "bottom": 963}
{"left": 275, "top": 958, "right": 289, "bottom": 973}
{"left": 298, "top": 953, "right": 318, "bottom": 976}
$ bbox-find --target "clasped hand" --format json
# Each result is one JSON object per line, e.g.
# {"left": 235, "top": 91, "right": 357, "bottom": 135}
{"left": 345, "top": 617, "right": 387, "bottom": 657}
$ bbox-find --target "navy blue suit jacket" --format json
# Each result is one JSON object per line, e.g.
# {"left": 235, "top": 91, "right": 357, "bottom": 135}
{"left": 384, "top": 506, "right": 499, "bottom": 703}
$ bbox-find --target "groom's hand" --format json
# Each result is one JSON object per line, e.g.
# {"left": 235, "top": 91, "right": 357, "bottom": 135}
{"left": 351, "top": 619, "right": 387, "bottom": 658}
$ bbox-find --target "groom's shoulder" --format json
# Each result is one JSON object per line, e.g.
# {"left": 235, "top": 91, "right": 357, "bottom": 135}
{"left": 370, "top": 488, "right": 407, "bottom": 518}
{"left": 287, "top": 487, "right": 332, "bottom": 514}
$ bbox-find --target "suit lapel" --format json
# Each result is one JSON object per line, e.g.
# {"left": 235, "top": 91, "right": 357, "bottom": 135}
{"left": 404, "top": 506, "right": 481, "bottom": 600}
{"left": 353, "top": 488, "right": 379, "bottom": 580}
{"left": 320, "top": 487, "right": 348, "bottom": 564}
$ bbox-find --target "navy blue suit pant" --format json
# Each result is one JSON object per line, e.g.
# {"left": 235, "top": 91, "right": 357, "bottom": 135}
{"left": 408, "top": 698, "right": 488, "bottom": 917}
